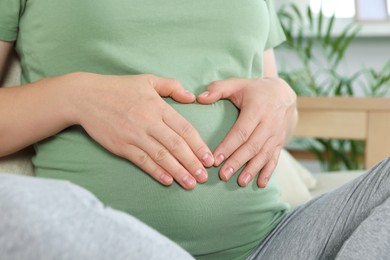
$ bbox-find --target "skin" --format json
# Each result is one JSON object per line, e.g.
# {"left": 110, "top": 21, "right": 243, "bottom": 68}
{"left": 0, "top": 41, "right": 213, "bottom": 190}
{"left": 0, "top": 39, "right": 297, "bottom": 189}
{"left": 198, "top": 49, "right": 298, "bottom": 188}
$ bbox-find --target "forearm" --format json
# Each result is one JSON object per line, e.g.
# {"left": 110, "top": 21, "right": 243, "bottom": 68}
{"left": 277, "top": 77, "right": 298, "bottom": 146}
{"left": 284, "top": 102, "right": 298, "bottom": 145}
{"left": 0, "top": 74, "right": 77, "bottom": 157}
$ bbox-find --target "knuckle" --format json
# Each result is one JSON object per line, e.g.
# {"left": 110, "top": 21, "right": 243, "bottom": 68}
{"left": 169, "top": 78, "right": 181, "bottom": 88}
{"left": 180, "top": 121, "right": 195, "bottom": 139}
{"left": 208, "top": 81, "right": 218, "bottom": 88}
{"left": 159, "top": 104, "right": 173, "bottom": 120}
{"left": 259, "top": 149, "right": 273, "bottom": 162}
{"left": 229, "top": 157, "right": 242, "bottom": 169}
{"left": 157, "top": 103, "right": 169, "bottom": 115}
{"left": 136, "top": 153, "right": 149, "bottom": 166}
{"left": 143, "top": 74, "right": 155, "bottom": 86}
{"left": 248, "top": 141, "right": 261, "bottom": 157}
{"left": 235, "top": 127, "right": 249, "bottom": 143}
{"left": 154, "top": 148, "right": 169, "bottom": 162}
{"left": 113, "top": 148, "right": 125, "bottom": 159}
{"left": 135, "top": 109, "right": 154, "bottom": 123}
{"left": 110, "top": 139, "right": 130, "bottom": 158}
{"left": 230, "top": 95, "right": 241, "bottom": 106}
{"left": 196, "top": 145, "right": 208, "bottom": 156}
{"left": 168, "top": 135, "right": 184, "bottom": 151}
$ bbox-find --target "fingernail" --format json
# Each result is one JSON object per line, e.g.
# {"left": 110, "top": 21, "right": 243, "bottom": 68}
{"left": 195, "top": 168, "right": 208, "bottom": 183}
{"left": 199, "top": 91, "right": 210, "bottom": 97}
{"left": 222, "top": 166, "right": 234, "bottom": 181}
{"left": 214, "top": 154, "right": 225, "bottom": 166}
{"left": 260, "top": 176, "right": 270, "bottom": 188}
{"left": 160, "top": 174, "right": 173, "bottom": 185}
{"left": 242, "top": 173, "right": 252, "bottom": 186}
{"left": 183, "top": 175, "right": 196, "bottom": 188}
{"left": 202, "top": 153, "right": 214, "bottom": 166}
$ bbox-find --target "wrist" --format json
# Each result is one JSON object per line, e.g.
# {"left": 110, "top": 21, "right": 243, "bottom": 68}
{"left": 43, "top": 71, "right": 94, "bottom": 127}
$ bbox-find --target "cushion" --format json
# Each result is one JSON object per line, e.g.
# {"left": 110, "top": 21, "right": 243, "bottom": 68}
{"left": 274, "top": 149, "right": 316, "bottom": 207}
{"left": 1, "top": 53, "right": 21, "bottom": 87}
{"left": 0, "top": 148, "right": 34, "bottom": 176}
{"left": 282, "top": 149, "right": 317, "bottom": 190}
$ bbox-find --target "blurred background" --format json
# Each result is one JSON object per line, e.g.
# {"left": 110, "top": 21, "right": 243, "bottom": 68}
{"left": 273, "top": 0, "right": 390, "bottom": 172}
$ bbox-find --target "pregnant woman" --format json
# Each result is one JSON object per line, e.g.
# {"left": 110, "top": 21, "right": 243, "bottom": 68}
{"left": 2, "top": 1, "right": 390, "bottom": 260}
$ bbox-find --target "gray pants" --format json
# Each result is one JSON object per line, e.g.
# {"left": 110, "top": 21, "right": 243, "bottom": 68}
{"left": 1, "top": 158, "right": 390, "bottom": 260}
{"left": 250, "top": 157, "right": 390, "bottom": 260}
{"left": 0, "top": 174, "right": 194, "bottom": 260}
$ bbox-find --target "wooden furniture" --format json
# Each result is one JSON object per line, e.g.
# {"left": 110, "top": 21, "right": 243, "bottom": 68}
{"left": 291, "top": 96, "right": 390, "bottom": 169}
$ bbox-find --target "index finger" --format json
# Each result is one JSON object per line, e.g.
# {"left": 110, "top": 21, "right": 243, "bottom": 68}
{"left": 162, "top": 106, "right": 214, "bottom": 168}
{"left": 213, "top": 108, "right": 260, "bottom": 166}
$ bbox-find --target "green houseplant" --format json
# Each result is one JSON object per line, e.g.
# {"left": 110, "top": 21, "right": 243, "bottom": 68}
{"left": 277, "top": 4, "right": 390, "bottom": 171}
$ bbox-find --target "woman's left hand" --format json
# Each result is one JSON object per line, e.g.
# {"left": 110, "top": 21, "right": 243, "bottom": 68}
{"left": 197, "top": 77, "right": 298, "bottom": 188}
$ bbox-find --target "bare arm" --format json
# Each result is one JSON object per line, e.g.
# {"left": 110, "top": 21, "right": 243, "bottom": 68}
{"left": 0, "top": 40, "right": 213, "bottom": 189}
{"left": 0, "top": 40, "right": 74, "bottom": 156}
{"left": 263, "top": 49, "right": 279, "bottom": 78}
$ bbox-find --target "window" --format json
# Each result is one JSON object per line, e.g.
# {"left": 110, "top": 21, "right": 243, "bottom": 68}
{"left": 310, "top": 0, "right": 390, "bottom": 19}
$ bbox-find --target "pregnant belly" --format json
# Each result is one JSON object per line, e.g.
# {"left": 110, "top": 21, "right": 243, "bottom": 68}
{"left": 167, "top": 98, "right": 238, "bottom": 151}
{"left": 33, "top": 100, "right": 287, "bottom": 258}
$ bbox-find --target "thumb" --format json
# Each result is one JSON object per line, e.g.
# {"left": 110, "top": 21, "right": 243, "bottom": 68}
{"left": 152, "top": 76, "right": 195, "bottom": 103}
{"left": 197, "top": 79, "right": 241, "bottom": 104}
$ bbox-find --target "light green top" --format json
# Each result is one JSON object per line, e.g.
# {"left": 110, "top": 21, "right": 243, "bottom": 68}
{"left": 0, "top": 1, "right": 289, "bottom": 259}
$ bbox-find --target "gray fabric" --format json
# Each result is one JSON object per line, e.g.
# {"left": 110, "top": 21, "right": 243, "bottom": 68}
{"left": 249, "top": 157, "right": 390, "bottom": 260}
{"left": 0, "top": 173, "right": 194, "bottom": 260}
{"left": 2, "top": 158, "right": 390, "bottom": 260}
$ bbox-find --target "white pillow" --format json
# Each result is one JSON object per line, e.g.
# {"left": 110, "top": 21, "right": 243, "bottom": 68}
{"left": 2, "top": 54, "right": 21, "bottom": 87}
{"left": 0, "top": 148, "right": 34, "bottom": 176}
{"left": 274, "top": 149, "right": 316, "bottom": 207}
{"left": 282, "top": 149, "right": 317, "bottom": 190}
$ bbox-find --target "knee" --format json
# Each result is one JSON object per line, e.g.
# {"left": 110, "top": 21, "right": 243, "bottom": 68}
{"left": 0, "top": 174, "right": 34, "bottom": 199}
{"left": 0, "top": 174, "right": 75, "bottom": 209}
{"left": 0, "top": 174, "right": 43, "bottom": 211}
{"left": 371, "top": 157, "right": 390, "bottom": 177}
{"left": 363, "top": 157, "right": 390, "bottom": 193}
{"left": 0, "top": 173, "right": 105, "bottom": 216}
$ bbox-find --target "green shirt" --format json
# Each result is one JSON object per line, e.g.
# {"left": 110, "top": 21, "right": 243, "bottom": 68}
{"left": 0, "top": 1, "right": 289, "bottom": 259}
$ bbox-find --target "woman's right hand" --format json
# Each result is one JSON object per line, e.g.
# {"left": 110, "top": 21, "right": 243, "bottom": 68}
{"left": 65, "top": 73, "right": 214, "bottom": 190}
